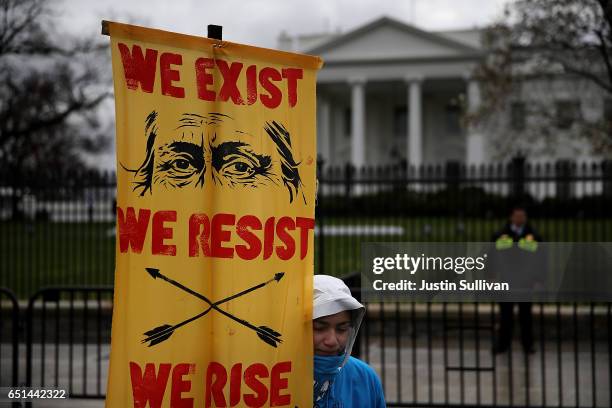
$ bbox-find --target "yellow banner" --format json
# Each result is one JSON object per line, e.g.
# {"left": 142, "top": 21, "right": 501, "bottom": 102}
{"left": 105, "top": 21, "right": 322, "bottom": 408}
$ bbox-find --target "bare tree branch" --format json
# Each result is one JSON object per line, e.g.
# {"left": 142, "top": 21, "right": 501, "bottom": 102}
{"left": 595, "top": 29, "right": 612, "bottom": 87}
{"left": 471, "top": 0, "right": 612, "bottom": 157}
{"left": 0, "top": 0, "right": 111, "bottom": 180}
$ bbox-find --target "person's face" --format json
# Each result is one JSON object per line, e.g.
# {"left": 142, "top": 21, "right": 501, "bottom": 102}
{"left": 510, "top": 209, "right": 527, "bottom": 227}
{"left": 313, "top": 311, "right": 352, "bottom": 356}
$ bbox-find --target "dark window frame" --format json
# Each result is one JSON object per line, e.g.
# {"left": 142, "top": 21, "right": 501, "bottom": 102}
{"left": 343, "top": 107, "right": 351, "bottom": 138}
{"left": 510, "top": 102, "right": 526, "bottom": 131}
{"left": 445, "top": 100, "right": 462, "bottom": 134}
{"left": 556, "top": 99, "right": 581, "bottom": 129}
{"left": 393, "top": 106, "right": 407, "bottom": 138}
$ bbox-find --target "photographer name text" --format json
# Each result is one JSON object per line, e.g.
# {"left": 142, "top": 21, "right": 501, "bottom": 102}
{"left": 372, "top": 279, "right": 509, "bottom": 291}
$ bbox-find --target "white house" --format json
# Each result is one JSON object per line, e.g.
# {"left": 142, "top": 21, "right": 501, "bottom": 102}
{"left": 279, "top": 16, "right": 609, "bottom": 168}
{"left": 279, "top": 16, "right": 485, "bottom": 168}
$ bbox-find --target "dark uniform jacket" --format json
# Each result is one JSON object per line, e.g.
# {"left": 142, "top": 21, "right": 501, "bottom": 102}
{"left": 490, "top": 223, "right": 544, "bottom": 295}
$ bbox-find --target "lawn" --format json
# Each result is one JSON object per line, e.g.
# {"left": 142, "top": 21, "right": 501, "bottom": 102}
{"left": 313, "top": 216, "right": 612, "bottom": 276}
{"left": 2, "top": 217, "right": 611, "bottom": 298}
{"left": 0, "top": 222, "right": 115, "bottom": 298}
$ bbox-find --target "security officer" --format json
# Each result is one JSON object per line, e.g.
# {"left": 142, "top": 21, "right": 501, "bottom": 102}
{"left": 492, "top": 206, "right": 542, "bottom": 354}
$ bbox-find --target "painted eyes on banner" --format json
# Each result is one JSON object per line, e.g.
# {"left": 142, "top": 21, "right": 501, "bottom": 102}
{"left": 127, "top": 111, "right": 305, "bottom": 203}
{"left": 155, "top": 141, "right": 206, "bottom": 188}
{"left": 173, "top": 158, "right": 191, "bottom": 171}
{"left": 221, "top": 155, "right": 257, "bottom": 179}
{"left": 212, "top": 142, "right": 273, "bottom": 186}
{"left": 154, "top": 140, "right": 273, "bottom": 189}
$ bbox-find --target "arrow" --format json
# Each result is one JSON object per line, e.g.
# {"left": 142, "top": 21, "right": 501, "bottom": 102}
{"left": 146, "top": 267, "right": 216, "bottom": 305}
{"left": 217, "top": 272, "right": 284, "bottom": 304}
{"left": 143, "top": 270, "right": 284, "bottom": 346}
{"left": 143, "top": 272, "right": 284, "bottom": 346}
{"left": 143, "top": 308, "right": 210, "bottom": 346}
{"left": 143, "top": 313, "right": 282, "bottom": 348}
{"left": 143, "top": 270, "right": 284, "bottom": 347}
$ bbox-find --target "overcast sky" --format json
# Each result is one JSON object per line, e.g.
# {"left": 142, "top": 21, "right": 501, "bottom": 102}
{"left": 62, "top": 0, "right": 510, "bottom": 48}
{"left": 58, "top": 0, "right": 510, "bottom": 169}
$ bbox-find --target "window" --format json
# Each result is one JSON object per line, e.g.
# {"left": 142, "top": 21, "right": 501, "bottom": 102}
{"left": 510, "top": 102, "right": 526, "bottom": 131}
{"left": 343, "top": 107, "right": 351, "bottom": 138}
{"left": 394, "top": 106, "right": 407, "bottom": 138}
{"left": 556, "top": 100, "right": 580, "bottom": 129}
{"left": 445, "top": 101, "right": 461, "bottom": 133}
{"left": 603, "top": 98, "right": 612, "bottom": 123}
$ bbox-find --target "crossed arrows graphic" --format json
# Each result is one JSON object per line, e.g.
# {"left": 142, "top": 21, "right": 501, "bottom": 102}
{"left": 142, "top": 268, "right": 285, "bottom": 348}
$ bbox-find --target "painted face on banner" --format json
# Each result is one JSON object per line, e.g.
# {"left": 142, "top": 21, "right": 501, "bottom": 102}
{"left": 125, "top": 110, "right": 305, "bottom": 204}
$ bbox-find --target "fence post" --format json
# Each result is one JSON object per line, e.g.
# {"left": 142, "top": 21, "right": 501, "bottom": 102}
{"left": 445, "top": 160, "right": 461, "bottom": 191}
{"left": 0, "top": 288, "right": 20, "bottom": 404}
{"left": 24, "top": 289, "right": 39, "bottom": 408}
{"left": 603, "top": 160, "right": 612, "bottom": 198}
{"left": 555, "top": 159, "right": 574, "bottom": 200}
{"left": 510, "top": 155, "right": 526, "bottom": 199}
{"left": 344, "top": 163, "right": 354, "bottom": 198}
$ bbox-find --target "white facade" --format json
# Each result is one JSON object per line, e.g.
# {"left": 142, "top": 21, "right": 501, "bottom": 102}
{"left": 280, "top": 17, "right": 484, "bottom": 168}
{"left": 280, "top": 17, "right": 608, "bottom": 167}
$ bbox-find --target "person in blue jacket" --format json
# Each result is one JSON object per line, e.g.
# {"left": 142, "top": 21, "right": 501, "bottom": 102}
{"left": 313, "top": 275, "right": 386, "bottom": 408}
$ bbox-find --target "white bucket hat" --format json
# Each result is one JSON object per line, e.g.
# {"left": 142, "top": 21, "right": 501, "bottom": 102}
{"left": 313, "top": 275, "right": 365, "bottom": 365}
{"left": 313, "top": 275, "right": 364, "bottom": 319}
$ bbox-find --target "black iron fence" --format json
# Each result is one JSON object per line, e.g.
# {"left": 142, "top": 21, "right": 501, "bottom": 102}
{"left": 2, "top": 286, "right": 610, "bottom": 407}
{"left": 0, "top": 288, "right": 19, "bottom": 392}
{"left": 25, "top": 287, "right": 113, "bottom": 400}
{"left": 359, "top": 301, "right": 612, "bottom": 407}
{"left": 1, "top": 160, "right": 612, "bottom": 405}
{"left": 1, "top": 160, "right": 611, "bottom": 298}
{"left": 315, "top": 159, "right": 612, "bottom": 277}
{"left": 0, "top": 171, "right": 116, "bottom": 298}
{"left": 316, "top": 159, "right": 612, "bottom": 218}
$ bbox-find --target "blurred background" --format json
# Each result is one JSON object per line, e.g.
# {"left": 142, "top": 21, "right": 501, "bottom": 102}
{"left": 1, "top": 0, "right": 611, "bottom": 406}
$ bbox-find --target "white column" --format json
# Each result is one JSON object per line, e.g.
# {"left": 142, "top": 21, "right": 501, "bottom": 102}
{"left": 350, "top": 78, "right": 366, "bottom": 168}
{"left": 407, "top": 78, "right": 423, "bottom": 168}
{"left": 317, "top": 96, "right": 331, "bottom": 164}
{"left": 466, "top": 78, "right": 485, "bottom": 165}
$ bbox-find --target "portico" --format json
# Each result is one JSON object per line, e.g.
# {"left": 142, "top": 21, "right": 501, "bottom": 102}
{"left": 302, "top": 17, "right": 484, "bottom": 168}
{"left": 316, "top": 76, "right": 481, "bottom": 168}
